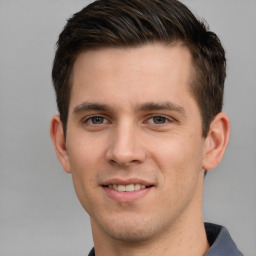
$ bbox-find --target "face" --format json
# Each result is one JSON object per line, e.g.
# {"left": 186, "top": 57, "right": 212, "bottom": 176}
{"left": 57, "top": 44, "right": 209, "bottom": 242}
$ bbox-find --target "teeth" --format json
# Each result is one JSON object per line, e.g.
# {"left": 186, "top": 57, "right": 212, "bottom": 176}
{"left": 108, "top": 184, "right": 148, "bottom": 192}
{"left": 117, "top": 185, "right": 125, "bottom": 192}
{"left": 134, "top": 184, "right": 141, "bottom": 191}
{"left": 125, "top": 184, "right": 134, "bottom": 192}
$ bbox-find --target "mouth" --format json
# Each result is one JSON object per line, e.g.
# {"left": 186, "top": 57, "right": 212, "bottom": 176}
{"left": 101, "top": 179, "right": 155, "bottom": 202}
{"left": 103, "top": 184, "right": 153, "bottom": 192}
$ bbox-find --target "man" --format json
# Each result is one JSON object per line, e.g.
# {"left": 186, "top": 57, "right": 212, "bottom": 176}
{"left": 50, "top": 0, "right": 243, "bottom": 255}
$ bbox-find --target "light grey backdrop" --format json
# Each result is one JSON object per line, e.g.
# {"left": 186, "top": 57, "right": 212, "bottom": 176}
{"left": 1, "top": 0, "right": 255, "bottom": 255}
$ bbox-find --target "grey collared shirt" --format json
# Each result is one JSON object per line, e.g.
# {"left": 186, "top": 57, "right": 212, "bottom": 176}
{"left": 205, "top": 223, "right": 243, "bottom": 256}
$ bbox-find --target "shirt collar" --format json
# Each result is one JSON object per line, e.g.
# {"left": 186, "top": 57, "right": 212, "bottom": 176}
{"left": 205, "top": 222, "right": 243, "bottom": 256}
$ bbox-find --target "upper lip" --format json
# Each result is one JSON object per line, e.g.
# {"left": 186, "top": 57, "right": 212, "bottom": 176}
{"left": 101, "top": 178, "right": 154, "bottom": 186}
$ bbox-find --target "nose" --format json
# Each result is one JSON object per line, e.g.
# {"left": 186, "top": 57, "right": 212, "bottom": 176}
{"left": 105, "top": 123, "right": 147, "bottom": 166}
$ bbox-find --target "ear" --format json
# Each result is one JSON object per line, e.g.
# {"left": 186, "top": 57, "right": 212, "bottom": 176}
{"left": 50, "top": 115, "right": 71, "bottom": 173}
{"left": 202, "top": 112, "right": 230, "bottom": 171}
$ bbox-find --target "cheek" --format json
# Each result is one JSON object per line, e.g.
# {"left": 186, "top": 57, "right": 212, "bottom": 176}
{"left": 151, "top": 136, "right": 204, "bottom": 215}
{"left": 154, "top": 133, "right": 203, "bottom": 167}
{"left": 66, "top": 137, "right": 104, "bottom": 210}
{"left": 151, "top": 134, "right": 204, "bottom": 189}
{"left": 67, "top": 133, "right": 105, "bottom": 173}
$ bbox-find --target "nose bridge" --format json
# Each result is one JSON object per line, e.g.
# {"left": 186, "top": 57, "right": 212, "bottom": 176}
{"left": 106, "top": 119, "right": 146, "bottom": 165}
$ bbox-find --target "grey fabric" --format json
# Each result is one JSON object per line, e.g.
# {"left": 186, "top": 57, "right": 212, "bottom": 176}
{"left": 205, "top": 223, "right": 243, "bottom": 256}
{"left": 88, "top": 223, "right": 243, "bottom": 256}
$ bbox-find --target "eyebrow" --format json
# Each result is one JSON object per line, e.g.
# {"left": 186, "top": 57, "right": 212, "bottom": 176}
{"left": 73, "top": 102, "right": 110, "bottom": 114}
{"left": 72, "top": 101, "right": 186, "bottom": 117}
{"left": 136, "top": 102, "right": 186, "bottom": 115}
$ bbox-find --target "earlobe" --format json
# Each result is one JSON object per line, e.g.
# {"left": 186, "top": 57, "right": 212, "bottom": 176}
{"left": 202, "top": 113, "right": 230, "bottom": 171}
{"left": 50, "top": 115, "right": 71, "bottom": 173}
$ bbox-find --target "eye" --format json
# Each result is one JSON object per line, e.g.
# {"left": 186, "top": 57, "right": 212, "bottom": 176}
{"left": 83, "top": 115, "right": 108, "bottom": 125}
{"left": 90, "top": 116, "right": 105, "bottom": 124}
{"left": 148, "top": 115, "right": 168, "bottom": 124}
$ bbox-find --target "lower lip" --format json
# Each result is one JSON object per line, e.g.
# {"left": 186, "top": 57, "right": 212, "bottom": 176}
{"left": 102, "top": 186, "right": 153, "bottom": 202}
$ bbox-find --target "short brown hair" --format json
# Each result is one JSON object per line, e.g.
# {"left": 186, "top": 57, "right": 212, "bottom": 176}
{"left": 52, "top": 0, "right": 226, "bottom": 137}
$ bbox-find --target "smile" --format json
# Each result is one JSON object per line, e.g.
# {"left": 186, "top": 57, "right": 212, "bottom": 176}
{"left": 107, "top": 184, "right": 150, "bottom": 192}
{"left": 102, "top": 180, "right": 154, "bottom": 202}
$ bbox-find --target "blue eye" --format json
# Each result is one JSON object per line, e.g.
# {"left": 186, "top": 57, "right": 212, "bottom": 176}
{"left": 149, "top": 116, "right": 168, "bottom": 124}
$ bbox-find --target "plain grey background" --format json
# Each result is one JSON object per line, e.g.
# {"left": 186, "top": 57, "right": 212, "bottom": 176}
{"left": 1, "top": 0, "right": 255, "bottom": 255}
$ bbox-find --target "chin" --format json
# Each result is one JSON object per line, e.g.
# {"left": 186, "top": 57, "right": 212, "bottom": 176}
{"left": 104, "top": 225, "right": 156, "bottom": 242}
{"left": 94, "top": 214, "right": 168, "bottom": 242}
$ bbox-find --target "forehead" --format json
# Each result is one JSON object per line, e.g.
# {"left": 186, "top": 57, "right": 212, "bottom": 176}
{"left": 70, "top": 43, "right": 194, "bottom": 111}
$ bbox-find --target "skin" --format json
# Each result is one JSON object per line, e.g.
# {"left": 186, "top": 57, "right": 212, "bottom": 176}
{"left": 50, "top": 43, "right": 230, "bottom": 256}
